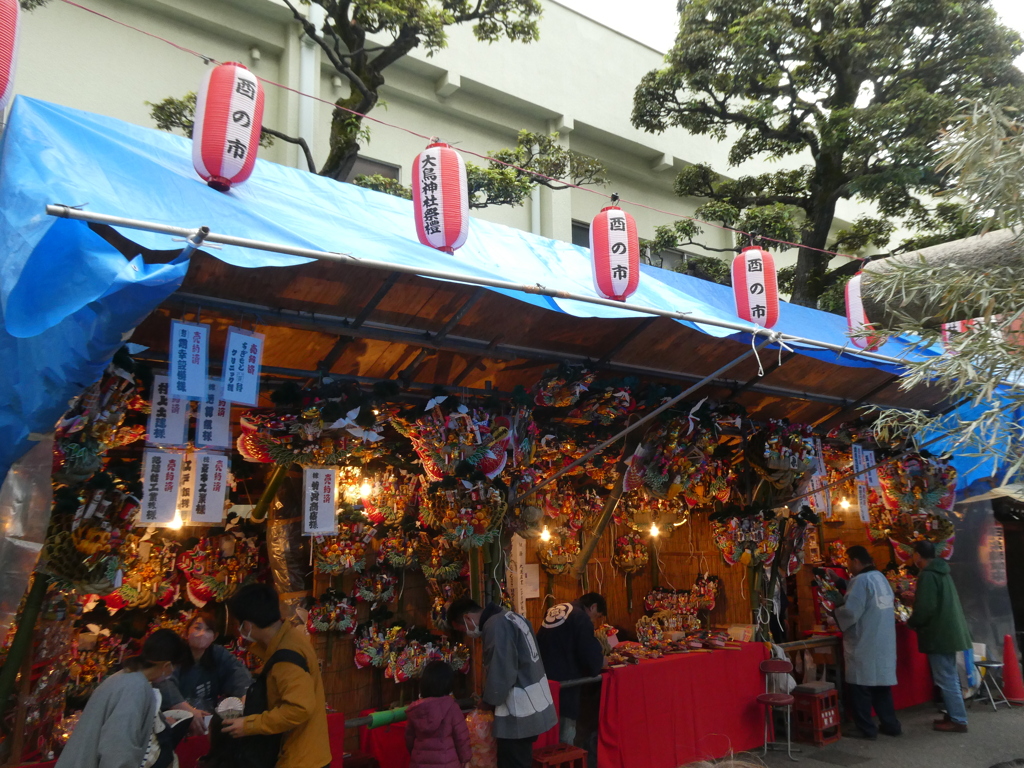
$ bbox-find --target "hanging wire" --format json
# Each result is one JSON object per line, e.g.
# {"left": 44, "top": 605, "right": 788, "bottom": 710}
{"left": 56, "top": 0, "right": 867, "bottom": 264}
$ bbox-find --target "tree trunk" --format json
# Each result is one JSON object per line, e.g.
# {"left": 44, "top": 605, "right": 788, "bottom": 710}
{"left": 790, "top": 198, "right": 839, "bottom": 307}
{"left": 861, "top": 228, "right": 1023, "bottom": 327}
{"left": 319, "top": 88, "right": 378, "bottom": 181}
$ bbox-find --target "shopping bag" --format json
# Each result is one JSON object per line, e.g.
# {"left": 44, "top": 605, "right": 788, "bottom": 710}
{"left": 465, "top": 709, "right": 497, "bottom": 768}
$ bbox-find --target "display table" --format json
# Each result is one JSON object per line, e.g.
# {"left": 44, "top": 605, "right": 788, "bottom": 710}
{"left": 893, "top": 623, "right": 933, "bottom": 710}
{"left": 597, "top": 643, "right": 769, "bottom": 768}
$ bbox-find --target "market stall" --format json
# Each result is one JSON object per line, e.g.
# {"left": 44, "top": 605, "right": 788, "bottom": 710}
{"left": 0, "top": 97, "right": 990, "bottom": 768}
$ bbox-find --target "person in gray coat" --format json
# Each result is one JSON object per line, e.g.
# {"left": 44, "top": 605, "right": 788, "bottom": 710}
{"left": 450, "top": 598, "right": 557, "bottom": 768}
{"left": 834, "top": 546, "right": 901, "bottom": 739}
{"left": 56, "top": 629, "right": 188, "bottom": 768}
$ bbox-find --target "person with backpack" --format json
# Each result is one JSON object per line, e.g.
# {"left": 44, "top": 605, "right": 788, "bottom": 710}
{"left": 220, "top": 583, "right": 331, "bottom": 768}
{"left": 404, "top": 660, "right": 472, "bottom": 768}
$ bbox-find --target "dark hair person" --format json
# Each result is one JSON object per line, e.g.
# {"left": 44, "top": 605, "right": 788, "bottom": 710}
{"left": 157, "top": 606, "right": 252, "bottom": 734}
{"left": 57, "top": 629, "right": 189, "bottom": 768}
{"left": 405, "top": 660, "right": 471, "bottom": 768}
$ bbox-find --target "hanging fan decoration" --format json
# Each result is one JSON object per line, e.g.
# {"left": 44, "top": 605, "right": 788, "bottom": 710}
{"left": 363, "top": 469, "right": 422, "bottom": 528}
{"left": 377, "top": 531, "right": 419, "bottom": 569}
{"left": 313, "top": 520, "right": 375, "bottom": 575}
{"left": 567, "top": 385, "right": 636, "bottom": 425}
{"left": 177, "top": 533, "right": 261, "bottom": 606}
{"left": 877, "top": 455, "right": 957, "bottom": 515}
{"left": 537, "top": 528, "right": 580, "bottom": 576}
{"left": 745, "top": 420, "right": 816, "bottom": 490}
{"left": 533, "top": 366, "right": 596, "bottom": 408}
{"left": 104, "top": 534, "right": 180, "bottom": 611}
{"left": 420, "top": 482, "right": 508, "bottom": 549}
{"left": 709, "top": 507, "right": 781, "bottom": 567}
{"left": 354, "top": 624, "right": 405, "bottom": 670}
{"left": 612, "top": 530, "right": 649, "bottom": 574}
{"left": 236, "top": 404, "right": 388, "bottom": 465}
{"left": 353, "top": 571, "right": 398, "bottom": 607}
{"left": 419, "top": 538, "right": 466, "bottom": 582}
{"left": 306, "top": 590, "right": 357, "bottom": 635}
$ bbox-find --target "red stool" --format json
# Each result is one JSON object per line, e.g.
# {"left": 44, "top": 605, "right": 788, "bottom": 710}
{"left": 758, "top": 658, "right": 799, "bottom": 762}
{"left": 532, "top": 743, "right": 587, "bottom": 768}
{"left": 793, "top": 683, "right": 841, "bottom": 747}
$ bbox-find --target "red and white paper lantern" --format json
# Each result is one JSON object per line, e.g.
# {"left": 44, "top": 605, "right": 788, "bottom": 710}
{"left": 731, "top": 246, "right": 779, "bottom": 328}
{"left": 412, "top": 142, "right": 468, "bottom": 253}
{"left": 590, "top": 206, "right": 640, "bottom": 301}
{"left": 192, "top": 62, "right": 265, "bottom": 192}
{"left": 845, "top": 273, "right": 881, "bottom": 350}
{"left": 0, "top": 0, "right": 20, "bottom": 114}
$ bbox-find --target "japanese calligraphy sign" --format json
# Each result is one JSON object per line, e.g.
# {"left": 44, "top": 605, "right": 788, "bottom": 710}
{"left": 590, "top": 205, "right": 640, "bottom": 301}
{"left": 412, "top": 142, "right": 469, "bottom": 253}
{"left": 731, "top": 246, "right": 779, "bottom": 328}
{"left": 980, "top": 519, "right": 1008, "bottom": 587}
{"left": 169, "top": 320, "right": 210, "bottom": 400}
{"left": 221, "top": 327, "right": 264, "bottom": 406}
{"left": 808, "top": 437, "right": 831, "bottom": 515}
{"left": 845, "top": 273, "right": 883, "bottom": 351}
{"left": 851, "top": 444, "right": 879, "bottom": 523}
{"left": 146, "top": 375, "right": 189, "bottom": 446}
{"left": 191, "top": 452, "right": 229, "bottom": 525}
{"left": 192, "top": 61, "right": 265, "bottom": 191}
{"left": 140, "top": 449, "right": 181, "bottom": 527}
{"left": 0, "top": 0, "right": 21, "bottom": 114}
{"left": 303, "top": 467, "right": 338, "bottom": 536}
{"left": 177, "top": 452, "right": 197, "bottom": 521}
{"left": 196, "top": 379, "right": 232, "bottom": 448}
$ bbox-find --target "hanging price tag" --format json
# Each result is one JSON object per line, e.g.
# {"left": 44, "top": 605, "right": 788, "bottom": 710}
{"left": 140, "top": 449, "right": 182, "bottom": 527}
{"left": 192, "top": 452, "right": 229, "bottom": 525}
{"left": 169, "top": 320, "right": 210, "bottom": 400}
{"left": 222, "top": 327, "right": 264, "bottom": 406}
{"left": 196, "top": 379, "right": 232, "bottom": 448}
{"left": 303, "top": 467, "right": 338, "bottom": 536}
{"left": 146, "top": 375, "right": 189, "bottom": 446}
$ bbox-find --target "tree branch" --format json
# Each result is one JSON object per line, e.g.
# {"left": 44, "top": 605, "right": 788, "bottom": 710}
{"left": 262, "top": 127, "right": 317, "bottom": 173}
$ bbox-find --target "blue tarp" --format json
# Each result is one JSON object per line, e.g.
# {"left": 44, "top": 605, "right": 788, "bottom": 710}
{"left": 0, "top": 97, "right": 942, "bottom": 482}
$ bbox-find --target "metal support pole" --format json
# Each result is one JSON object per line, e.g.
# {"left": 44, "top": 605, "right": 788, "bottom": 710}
{"left": 45, "top": 205, "right": 913, "bottom": 368}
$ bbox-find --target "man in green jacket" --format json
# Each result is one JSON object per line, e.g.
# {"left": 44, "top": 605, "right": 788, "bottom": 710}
{"left": 908, "top": 540, "right": 973, "bottom": 733}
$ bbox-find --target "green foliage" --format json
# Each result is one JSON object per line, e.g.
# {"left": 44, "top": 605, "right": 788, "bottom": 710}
{"left": 673, "top": 254, "right": 731, "bottom": 286}
{"left": 146, "top": 93, "right": 275, "bottom": 148}
{"left": 282, "top": 0, "right": 542, "bottom": 179}
{"left": 20, "top": 0, "right": 48, "bottom": 9}
{"left": 634, "top": 0, "right": 1024, "bottom": 305}
{"left": 353, "top": 174, "right": 412, "bottom": 199}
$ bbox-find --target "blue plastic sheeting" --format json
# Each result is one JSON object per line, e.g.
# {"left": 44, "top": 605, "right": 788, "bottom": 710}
{"left": 0, "top": 98, "right": 942, "bottom": 481}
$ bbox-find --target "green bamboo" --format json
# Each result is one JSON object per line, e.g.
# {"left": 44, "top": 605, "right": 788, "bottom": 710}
{"left": 0, "top": 574, "right": 51, "bottom": 722}
{"left": 250, "top": 464, "right": 290, "bottom": 522}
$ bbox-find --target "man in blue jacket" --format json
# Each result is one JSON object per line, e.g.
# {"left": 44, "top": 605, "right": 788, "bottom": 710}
{"left": 537, "top": 593, "right": 607, "bottom": 746}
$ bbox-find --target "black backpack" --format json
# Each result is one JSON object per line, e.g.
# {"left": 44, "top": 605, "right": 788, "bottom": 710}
{"left": 203, "top": 648, "right": 310, "bottom": 768}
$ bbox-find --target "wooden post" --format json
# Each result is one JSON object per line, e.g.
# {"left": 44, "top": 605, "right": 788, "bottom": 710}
{"left": 0, "top": 573, "right": 50, "bottom": 726}
{"left": 251, "top": 463, "right": 290, "bottom": 522}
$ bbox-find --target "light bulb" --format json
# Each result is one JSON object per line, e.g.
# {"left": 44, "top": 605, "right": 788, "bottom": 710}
{"left": 170, "top": 512, "right": 184, "bottom": 530}
{"left": 650, "top": 522, "right": 660, "bottom": 538}
{"left": 840, "top": 498, "right": 851, "bottom": 510}
{"left": 540, "top": 526, "right": 551, "bottom": 542}
{"left": 359, "top": 481, "right": 373, "bottom": 498}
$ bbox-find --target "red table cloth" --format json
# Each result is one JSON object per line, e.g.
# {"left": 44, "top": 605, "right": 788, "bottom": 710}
{"left": 597, "top": 643, "right": 768, "bottom": 768}
{"left": 892, "top": 623, "right": 933, "bottom": 710}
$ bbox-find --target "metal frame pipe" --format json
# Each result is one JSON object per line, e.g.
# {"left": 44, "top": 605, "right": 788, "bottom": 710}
{"left": 46, "top": 205, "right": 913, "bottom": 367}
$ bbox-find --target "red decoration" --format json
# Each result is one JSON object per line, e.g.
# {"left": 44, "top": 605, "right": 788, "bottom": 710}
{"left": 731, "top": 246, "right": 779, "bottom": 328}
{"left": 590, "top": 206, "right": 639, "bottom": 301}
{"left": 845, "top": 273, "right": 881, "bottom": 350}
{"left": 412, "top": 142, "right": 468, "bottom": 253}
{"left": 192, "top": 62, "right": 265, "bottom": 192}
{"left": 0, "top": 0, "right": 19, "bottom": 114}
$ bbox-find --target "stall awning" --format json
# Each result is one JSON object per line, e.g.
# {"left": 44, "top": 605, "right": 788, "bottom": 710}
{"left": 0, "top": 98, "right": 950, "bottom": 483}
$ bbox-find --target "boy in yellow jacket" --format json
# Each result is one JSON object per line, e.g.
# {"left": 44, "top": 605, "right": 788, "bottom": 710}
{"left": 222, "top": 584, "right": 332, "bottom": 768}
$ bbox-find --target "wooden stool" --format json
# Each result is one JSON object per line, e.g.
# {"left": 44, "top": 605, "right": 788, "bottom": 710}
{"left": 532, "top": 743, "right": 588, "bottom": 768}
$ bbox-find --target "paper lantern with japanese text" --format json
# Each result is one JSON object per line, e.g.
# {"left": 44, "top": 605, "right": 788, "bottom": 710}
{"left": 591, "top": 206, "right": 640, "bottom": 301}
{"left": 845, "top": 273, "right": 882, "bottom": 351}
{"left": 731, "top": 246, "right": 779, "bottom": 328}
{"left": 0, "top": 0, "right": 19, "bottom": 114}
{"left": 412, "top": 142, "right": 468, "bottom": 253}
{"left": 192, "top": 62, "right": 265, "bottom": 192}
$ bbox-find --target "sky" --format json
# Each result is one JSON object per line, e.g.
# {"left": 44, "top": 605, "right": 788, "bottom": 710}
{"left": 558, "top": 0, "right": 1024, "bottom": 64}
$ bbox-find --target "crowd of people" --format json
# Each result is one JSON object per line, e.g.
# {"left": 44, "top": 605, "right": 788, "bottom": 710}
{"left": 55, "top": 542, "right": 984, "bottom": 768}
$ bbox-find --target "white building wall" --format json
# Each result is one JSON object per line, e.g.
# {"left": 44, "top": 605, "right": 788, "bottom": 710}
{"left": 11, "top": 0, "right": 873, "bottom": 275}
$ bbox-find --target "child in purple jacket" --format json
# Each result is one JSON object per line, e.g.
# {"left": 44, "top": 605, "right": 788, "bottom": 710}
{"left": 406, "top": 661, "right": 472, "bottom": 768}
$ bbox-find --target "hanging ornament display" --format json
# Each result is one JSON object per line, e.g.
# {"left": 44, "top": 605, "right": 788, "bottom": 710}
{"left": 745, "top": 420, "right": 815, "bottom": 491}
{"left": 412, "top": 142, "right": 469, "bottom": 253}
{"left": 731, "top": 246, "right": 779, "bottom": 328}
{"left": 192, "top": 62, "right": 265, "bottom": 191}
{"left": 177, "top": 534, "right": 260, "bottom": 606}
{"left": 377, "top": 531, "right": 418, "bottom": 569}
{"left": 845, "top": 273, "right": 882, "bottom": 351}
{"left": 590, "top": 202, "right": 640, "bottom": 301}
{"left": 612, "top": 530, "right": 649, "bottom": 574}
{"left": 537, "top": 528, "right": 580, "bottom": 576}
{"left": 306, "top": 591, "right": 357, "bottom": 635}
{"left": 0, "top": 0, "right": 19, "bottom": 114}
{"left": 709, "top": 508, "right": 781, "bottom": 566}
{"left": 313, "top": 520, "right": 375, "bottom": 575}
{"left": 353, "top": 571, "right": 398, "bottom": 607}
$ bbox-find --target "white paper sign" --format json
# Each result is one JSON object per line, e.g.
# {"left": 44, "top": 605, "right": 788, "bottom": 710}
{"left": 177, "top": 453, "right": 196, "bottom": 521}
{"left": 170, "top": 320, "right": 210, "bottom": 400}
{"left": 140, "top": 449, "right": 181, "bottom": 527}
{"left": 303, "top": 467, "right": 338, "bottom": 536}
{"left": 508, "top": 534, "right": 528, "bottom": 615}
{"left": 192, "top": 452, "right": 229, "bottom": 525}
{"left": 856, "top": 481, "right": 871, "bottom": 523}
{"left": 862, "top": 449, "right": 881, "bottom": 488}
{"left": 196, "top": 379, "right": 232, "bottom": 448}
{"left": 147, "top": 375, "right": 189, "bottom": 446}
{"left": 222, "top": 328, "right": 264, "bottom": 406}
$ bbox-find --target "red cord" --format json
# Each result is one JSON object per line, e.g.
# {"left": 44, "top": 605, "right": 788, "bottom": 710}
{"left": 59, "top": 0, "right": 862, "bottom": 262}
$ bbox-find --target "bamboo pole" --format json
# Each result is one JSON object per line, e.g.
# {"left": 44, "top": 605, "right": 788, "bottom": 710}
{"left": 0, "top": 574, "right": 50, "bottom": 725}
